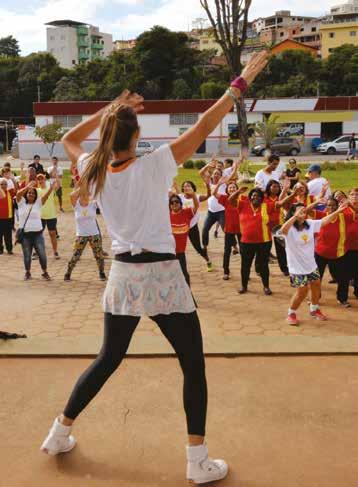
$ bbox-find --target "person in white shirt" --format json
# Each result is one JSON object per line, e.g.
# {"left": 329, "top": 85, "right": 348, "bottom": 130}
{"left": 280, "top": 200, "right": 348, "bottom": 326}
{"left": 15, "top": 181, "right": 54, "bottom": 281}
{"left": 306, "top": 164, "right": 331, "bottom": 198}
{"left": 64, "top": 187, "right": 105, "bottom": 281}
{"left": 47, "top": 156, "right": 64, "bottom": 212}
{"left": 254, "top": 154, "right": 284, "bottom": 191}
{"left": 40, "top": 51, "right": 268, "bottom": 485}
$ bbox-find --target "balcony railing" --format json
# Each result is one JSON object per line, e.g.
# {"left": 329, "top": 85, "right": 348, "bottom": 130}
{"left": 78, "top": 37, "right": 89, "bottom": 47}
{"left": 77, "top": 26, "right": 88, "bottom": 35}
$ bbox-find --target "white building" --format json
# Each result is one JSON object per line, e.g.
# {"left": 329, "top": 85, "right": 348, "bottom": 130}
{"left": 17, "top": 97, "right": 358, "bottom": 159}
{"left": 46, "top": 20, "right": 113, "bottom": 69}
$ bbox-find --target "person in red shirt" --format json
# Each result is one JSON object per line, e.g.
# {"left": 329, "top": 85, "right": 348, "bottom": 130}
{"left": 236, "top": 187, "right": 275, "bottom": 295}
{"left": 0, "top": 178, "right": 15, "bottom": 254}
{"left": 169, "top": 193, "right": 199, "bottom": 287}
{"left": 212, "top": 176, "right": 246, "bottom": 280}
{"left": 344, "top": 188, "right": 358, "bottom": 299}
{"left": 314, "top": 196, "right": 351, "bottom": 307}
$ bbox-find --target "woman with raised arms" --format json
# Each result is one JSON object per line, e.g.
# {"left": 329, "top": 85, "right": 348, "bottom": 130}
{"left": 40, "top": 51, "right": 268, "bottom": 485}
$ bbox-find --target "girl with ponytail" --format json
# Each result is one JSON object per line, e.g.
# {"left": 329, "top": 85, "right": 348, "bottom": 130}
{"left": 41, "top": 51, "right": 268, "bottom": 485}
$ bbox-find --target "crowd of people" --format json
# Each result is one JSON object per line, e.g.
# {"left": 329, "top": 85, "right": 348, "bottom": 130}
{"left": 169, "top": 154, "right": 357, "bottom": 325}
{"left": 0, "top": 155, "right": 106, "bottom": 281}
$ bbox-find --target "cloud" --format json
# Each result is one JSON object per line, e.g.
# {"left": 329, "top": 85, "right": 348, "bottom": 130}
{"left": 0, "top": 0, "right": 339, "bottom": 54}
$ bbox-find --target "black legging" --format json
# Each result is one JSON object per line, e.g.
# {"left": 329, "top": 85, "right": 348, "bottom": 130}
{"left": 188, "top": 224, "right": 209, "bottom": 262}
{"left": 223, "top": 233, "right": 241, "bottom": 275}
{"left": 240, "top": 241, "right": 272, "bottom": 289}
{"left": 315, "top": 253, "right": 350, "bottom": 303}
{"left": 202, "top": 210, "right": 225, "bottom": 247}
{"left": 176, "top": 252, "right": 190, "bottom": 286}
{"left": 273, "top": 236, "right": 288, "bottom": 275}
{"left": 63, "top": 311, "right": 207, "bottom": 436}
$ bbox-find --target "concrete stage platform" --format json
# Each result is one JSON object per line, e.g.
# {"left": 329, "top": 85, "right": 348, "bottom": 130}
{"left": 1, "top": 356, "right": 358, "bottom": 486}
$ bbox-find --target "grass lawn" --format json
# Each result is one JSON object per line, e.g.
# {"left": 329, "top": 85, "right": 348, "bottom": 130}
{"left": 60, "top": 164, "right": 358, "bottom": 212}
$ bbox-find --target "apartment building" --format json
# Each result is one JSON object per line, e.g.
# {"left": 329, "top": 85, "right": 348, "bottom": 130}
{"left": 113, "top": 39, "right": 137, "bottom": 51}
{"left": 259, "top": 11, "right": 316, "bottom": 45}
{"left": 46, "top": 20, "right": 113, "bottom": 69}
{"left": 320, "top": 0, "right": 358, "bottom": 57}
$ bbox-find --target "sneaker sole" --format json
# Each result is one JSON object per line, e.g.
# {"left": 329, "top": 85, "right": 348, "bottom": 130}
{"left": 187, "top": 467, "right": 228, "bottom": 484}
{"left": 41, "top": 436, "right": 76, "bottom": 456}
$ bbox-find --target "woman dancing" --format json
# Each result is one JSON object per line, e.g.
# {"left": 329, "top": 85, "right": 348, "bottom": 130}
{"left": 169, "top": 192, "right": 199, "bottom": 286}
{"left": 281, "top": 200, "right": 348, "bottom": 326}
{"left": 40, "top": 51, "right": 268, "bottom": 484}
{"left": 178, "top": 180, "right": 212, "bottom": 268}
{"left": 64, "top": 186, "right": 106, "bottom": 281}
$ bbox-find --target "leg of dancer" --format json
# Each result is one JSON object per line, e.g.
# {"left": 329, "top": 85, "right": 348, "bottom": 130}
{"left": 41, "top": 52, "right": 268, "bottom": 484}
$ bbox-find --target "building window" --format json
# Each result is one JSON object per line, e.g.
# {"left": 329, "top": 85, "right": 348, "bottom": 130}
{"left": 50, "top": 35, "right": 55, "bottom": 40}
{"left": 329, "top": 32, "right": 335, "bottom": 38}
{"left": 350, "top": 31, "right": 357, "bottom": 36}
{"left": 280, "top": 32, "right": 284, "bottom": 37}
{"left": 53, "top": 115, "right": 83, "bottom": 128}
{"left": 169, "top": 113, "right": 199, "bottom": 125}
{"left": 300, "top": 27, "right": 304, "bottom": 32}
{"left": 293, "top": 30, "right": 296, "bottom": 34}
{"left": 328, "top": 48, "right": 334, "bottom": 53}
{"left": 72, "top": 60, "right": 76, "bottom": 65}
{"left": 312, "top": 27, "right": 317, "bottom": 32}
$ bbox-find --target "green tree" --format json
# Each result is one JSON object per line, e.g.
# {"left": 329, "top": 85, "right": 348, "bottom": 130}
{"left": 320, "top": 44, "right": 358, "bottom": 96}
{"left": 0, "top": 36, "right": 20, "bottom": 57}
{"left": 53, "top": 76, "right": 84, "bottom": 101}
{"left": 34, "top": 123, "right": 66, "bottom": 157}
{"left": 255, "top": 115, "right": 282, "bottom": 152}
{"left": 200, "top": 81, "right": 227, "bottom": 99}
{"left": 171, "top": 79, "right": 192, "bottom": 99}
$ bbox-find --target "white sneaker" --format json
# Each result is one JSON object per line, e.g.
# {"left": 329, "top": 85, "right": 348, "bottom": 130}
{"left": 40, "top": 417, "right": 76, "bottom": 456}
{"left": 186, "top": 443, "right": 228, "bottom": 484}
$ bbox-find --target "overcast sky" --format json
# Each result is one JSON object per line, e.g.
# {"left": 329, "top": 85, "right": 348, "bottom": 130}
{"left": 0, "top": 0, "right": 336, "bottom": 55}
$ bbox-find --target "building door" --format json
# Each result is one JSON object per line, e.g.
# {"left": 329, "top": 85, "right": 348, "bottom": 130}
{"left": 321, "top": 122, "right": 343, "bottom": 142}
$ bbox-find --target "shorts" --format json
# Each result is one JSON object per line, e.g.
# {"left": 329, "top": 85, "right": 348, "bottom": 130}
{"left": 41, "top": 218, "right": 57, "bottom": 231}
{"left": 290, "top": 269, "right": 320, "bottom": 288}
{"left": 56, "top": 187, "right": 63, "bottom": 198}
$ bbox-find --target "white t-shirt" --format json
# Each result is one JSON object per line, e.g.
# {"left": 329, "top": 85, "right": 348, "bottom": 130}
{"left": 78, "top": 145, "right": 177, "bottom": 255}
{"left": 74, "top": 200, "right": 99, "bottom": 236}
{"left": 283, "top": 219, "right": 323, "bottom": 275}
{"left": 179, "top": 194, "right": 200, "bottom": 228}
{"left": 4, "top": 178, "right": 15, "bottom": 191}
{"left": 307, "top": 177, "right": 331, "bottom": 198}
{"left": 47, "top": 165, "right": 63, "bottom": 186}
{"left": 208, "top": 183, "right": 226, "bottom": 213}
{"left": 18, "top": 197, "right": 43, "bottom": 232}
{"left": 223, "top": 167, "right": 234, "bottom": 178}
{"left": 255, "top": 164, "right": 286, "bottom": 191}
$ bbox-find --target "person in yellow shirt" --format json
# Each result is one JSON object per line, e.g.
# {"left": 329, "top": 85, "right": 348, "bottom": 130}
{"left": 37, "top": 174, "right": 60, "bottom": 259}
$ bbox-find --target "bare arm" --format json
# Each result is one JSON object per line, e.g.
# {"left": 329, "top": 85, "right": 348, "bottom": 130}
{"left": 16, "top": 182, "right": 35, "bottom": 202}
{"left": 280, "top": 206, "right": 306, "bottom": 236}
{"left": 199, "top": 180, "right": 211, "bottom": 202}
{"left": 191, "top": 192, "right": 199, "bottom": 214}
{"left": 0, "top": 187, "right": 5, "bottom": 198}
{"left": 321, "top": 202, "right": 349, "bottom": 227}
{"left": 62, "top": 90, "right": 144, "bottom": 169}
{"left": 70, "top": 187, "right": 81, "bottom": 207}
{"left": 41, "top": 182, "right": 56, "bottom": 205}
{"left": 170, "top": 52, "right": 268, "bottom": 165}
{"left": 228, "top": 187, "right": 248, "bottom": 205}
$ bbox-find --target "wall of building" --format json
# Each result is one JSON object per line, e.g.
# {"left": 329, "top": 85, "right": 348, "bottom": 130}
{"left": 47, "top": 27, "right": 78, "bottom": 69}
{"left": 320, "top": 21, "right": 358, "bottom": 57}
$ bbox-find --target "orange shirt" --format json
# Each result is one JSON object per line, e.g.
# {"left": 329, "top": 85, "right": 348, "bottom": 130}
{"left": 238, "top": 199, "right": 273, "bottom": 244}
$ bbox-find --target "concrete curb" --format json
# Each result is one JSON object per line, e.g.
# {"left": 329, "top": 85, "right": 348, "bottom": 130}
{"left": 2, "top": 335, "right": 358, "bottom": 357}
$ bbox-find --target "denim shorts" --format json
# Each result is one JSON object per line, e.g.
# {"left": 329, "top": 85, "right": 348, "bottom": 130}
{"left": 290, "top": 268, "right": 320, "bottom": 288}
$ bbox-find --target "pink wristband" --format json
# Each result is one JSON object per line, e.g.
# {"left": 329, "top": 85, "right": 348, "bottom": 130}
{"left": 231, "top": 76, "right": 248, "bottom": 93}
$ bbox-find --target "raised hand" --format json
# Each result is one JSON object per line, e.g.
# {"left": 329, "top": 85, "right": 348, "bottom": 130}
{"left": 240, "top": 51, "right": 269, "bottom": 87}
{"left": 338, "top": 201, "right": 349, "bottom": 212}
{"left": 113, "top": 90, "right": 144, "bottom": 113}
{"left": 295, "top": 206, "right": 307, "bottom": 219}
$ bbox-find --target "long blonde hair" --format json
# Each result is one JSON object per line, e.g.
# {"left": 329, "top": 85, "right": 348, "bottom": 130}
{"left": 80, "top": 104, "right": 139, "bottom": 197}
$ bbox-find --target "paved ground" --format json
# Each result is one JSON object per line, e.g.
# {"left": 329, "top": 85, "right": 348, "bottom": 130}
{"left": 1, "top": 211, "right": 357, "bottom": 340}
{"left": 1, "top": 356, "right": 358, "bottom": 487}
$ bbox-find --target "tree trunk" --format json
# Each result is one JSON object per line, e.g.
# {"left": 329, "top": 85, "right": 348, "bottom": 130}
{"left": 236, "top": 98, "right": 249, "bottom": 150}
